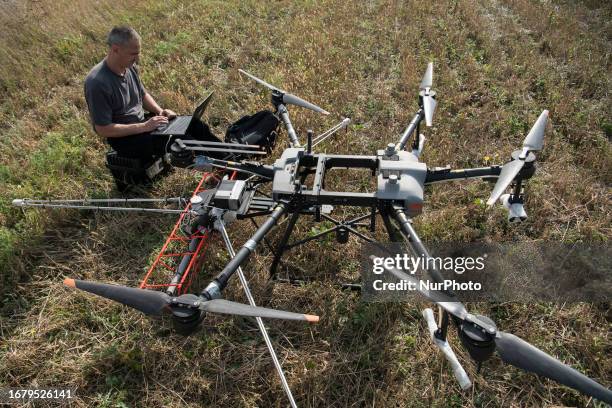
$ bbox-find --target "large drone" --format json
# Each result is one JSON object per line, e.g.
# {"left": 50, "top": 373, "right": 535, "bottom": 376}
{"left": 13, "top": 64, "right": 611, "bottom": 406}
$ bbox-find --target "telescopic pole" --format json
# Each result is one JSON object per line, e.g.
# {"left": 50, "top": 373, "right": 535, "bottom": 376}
{"left": 216, "top": 220, "right": 298, "bottom": 408}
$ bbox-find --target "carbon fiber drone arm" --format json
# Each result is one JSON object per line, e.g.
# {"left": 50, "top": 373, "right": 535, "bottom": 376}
{"left": 201, "top": 203, "right": 288, "bottom": 299}
{"left": 424, "top": 166, "right": 502, "bottom": 185}
{"left": 276, "top": 103, "right": 301, "bottom": 148}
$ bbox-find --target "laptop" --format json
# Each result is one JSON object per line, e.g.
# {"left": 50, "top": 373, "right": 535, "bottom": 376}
{"left": 151, "top": 91, "right": 214, "bottom": 136}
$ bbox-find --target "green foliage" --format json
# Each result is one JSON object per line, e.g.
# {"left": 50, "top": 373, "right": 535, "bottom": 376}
{"left": 55, "top": 35, "right": 84, "bottom": 62}
{"left": 0, "top": 227, "right": 16, "bottom": 273}
{"left": 152, "top": 32, "right": 191, "bottom": 59}
{"left": 30, "top": 131, "right": 87, "bottom": 176}
{"left": 506, "top": 115, "right": 528, "bottom": 136}
{"left": 600, "top": 120, "right": 612, "bottom": 139}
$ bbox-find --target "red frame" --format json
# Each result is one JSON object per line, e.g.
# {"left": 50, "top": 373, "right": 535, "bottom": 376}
{"left": 139, "top": 171, "right": 227, "bottom": 294}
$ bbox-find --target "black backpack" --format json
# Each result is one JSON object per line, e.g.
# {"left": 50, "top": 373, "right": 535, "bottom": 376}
{"left": 225, "top": 110, "right": 279, "bottom": 154}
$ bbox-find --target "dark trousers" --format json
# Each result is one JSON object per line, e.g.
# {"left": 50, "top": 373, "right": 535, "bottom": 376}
{"left": 107, "top": 121, "right": 220, "bottom": 162}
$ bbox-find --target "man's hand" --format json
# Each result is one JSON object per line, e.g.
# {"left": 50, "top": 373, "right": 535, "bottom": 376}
{"left": 143, "top": 115, "right": 169, "bottom": 132}
{"left": 160, "top": 109, "right": 177, "bottom": 119}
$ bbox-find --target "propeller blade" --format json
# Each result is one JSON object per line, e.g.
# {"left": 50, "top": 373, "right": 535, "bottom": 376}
{"left": 238, "top": 69, "right": 285, "bottom": 93}
{"left": 495, "top": 331, "right": 612, "bottom": 404}
{"left": 423, "top": 94, "right": 437, "bottom": 127}
{"left": 200, "top": 299, "right": 319, "bottom": 323}
{"left": 63, "top": 278, "right": 170, "bottom": 315}
{"left": 486, "top": 159, "right": 525, "bottom": 206}
{"left": 522, "top": 110, "right": 548, "bottom": 152}
{"left": 373, "top": 257, "right": 469, "bottom": 320}
{"left": 283, "top": 93, "right": 329, "bottom": 115}
{"left": 420, "top": 62, "right": 433, "bottom": 90}
{"left": 238, "top": 69, "right": 329, "bottom": 115}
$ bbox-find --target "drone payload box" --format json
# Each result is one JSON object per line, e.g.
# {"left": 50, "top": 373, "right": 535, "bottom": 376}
{"left": 376, "top": 148, "right": 426, "bottom": 217}
{"left": 213, "top": 179, "right": 248, "bottom": 210}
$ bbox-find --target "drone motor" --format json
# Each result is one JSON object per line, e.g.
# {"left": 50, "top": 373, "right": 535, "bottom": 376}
{"left": 457, "top": 315, "right": 497, "bottom": 362}
{"left": 170, "top": 304, "right": 202, "bottom": 335}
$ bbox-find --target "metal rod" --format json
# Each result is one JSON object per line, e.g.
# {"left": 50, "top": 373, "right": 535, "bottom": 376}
{"left": 270, "top": 210, "right": 302, "bottom": 277}
{"left": 346, "top": 212, "right": 375, "bottom": 225}
{"left": 177, "top": 140, "right": 262, "bottom": 148}
{"left": 512, "top": 178, "right": 523, "bottom": 198}
{"left": 13, "top": 197, "right": 184, "bottom": 205}
{"left": 185, "top": 147, "right": 266, "bottom": 155}
{"left": 424, "top": 166, "right": 501, "bottom": 184}
{"left": 216, "top": 221, "right": 298, "bottom": 408}
{"left": 306, "top": 130, "right": 313, "bottom": 154}
{"left": 435, "top": 309, "right": 450, "bottom": 341}
{"left": 207, "top": 163, "right": 271, "bottom": 179}
{"left": 166, "top": 237, "right": 202, "bottom": 295}
{"left": 278, "top": 104, "right": 300, "bottom": 147}
{"left": 369, "top": 206, "right": 376, "bottom": 232}
{"left": 396, "top": 110, "right": 423, "bottom": 151}
{"left": 320, "top": 213, "right": 340, "bottom": 225}
{"left": 312, "top": 123, "right": 342, "bottom": 144}
{"left": 312, "top": 118, "right": 351, "bottom": 147}
{"left": 12, "top": 201, "right": 191, "bottom": 215}
{"left": 285, "top": 225, "right": 338, "bottom": 249}
{"left": 343, "top": 225, "right": 375, "bottom": 243}
{"left": 414, "top": 119, "right": 421, "bottom": 150}
{"left": 237, "top": 210, "right": 274, "bottom": 219}
{"left": 380, "top": 210, "right": 401, "bottom": 242}
{"left": 392, "top": 208, "right": 454, "bottom": 296}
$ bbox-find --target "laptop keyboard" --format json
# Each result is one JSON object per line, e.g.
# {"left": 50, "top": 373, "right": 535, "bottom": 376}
{"left": 157, "top": 116, "right": 190, "bottom": 133}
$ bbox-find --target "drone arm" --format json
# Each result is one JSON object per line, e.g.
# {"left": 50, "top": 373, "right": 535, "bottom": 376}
{"left": 216, "top": 160, "right": 274, "bottom": 180}
{"left": 194, "top": 156, "right": 274, "bottom": 179}
{"left": 391, "top": 207, "right": 454, "bottom": 295}
{"left": 395, "top": 110, "right": 424, "bottom": 151}
{"left": 202, "top": 203, "right": 288, "bottom": 298}
{"left": 277, "top": 104, "right": 301, "bottom": 147}
{"left": 424, "top": 166, "right": 501, "bottom": 185}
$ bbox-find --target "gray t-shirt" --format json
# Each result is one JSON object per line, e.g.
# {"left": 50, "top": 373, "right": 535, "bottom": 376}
{"left": 84, "top": 60, "right": 146, "bottom": 127}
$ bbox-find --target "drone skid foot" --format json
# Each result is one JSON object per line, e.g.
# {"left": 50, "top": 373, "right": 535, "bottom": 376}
{"left": 423, "top": 308, "right": 472, "bottom": 390}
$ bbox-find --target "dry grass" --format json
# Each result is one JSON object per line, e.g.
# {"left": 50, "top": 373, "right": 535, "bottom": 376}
{"left": 0, "top": 0, "right": 610, "bottom": 407}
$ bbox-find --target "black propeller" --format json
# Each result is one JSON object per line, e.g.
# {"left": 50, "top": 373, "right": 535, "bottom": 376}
{"left": 64, "top": 278, "right": 319, "bottom": 323}
{"left": 494, "top": 331, "right": 612, "bottom": 403}
{"left": 374, "top": 262, "right": 612, "bottom": 404}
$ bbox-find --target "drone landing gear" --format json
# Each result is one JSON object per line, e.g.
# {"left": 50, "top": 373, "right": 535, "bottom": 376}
{"left": 268, "top": 207, "right": 377, "bottom": 281}
{"left": 423, "top": 308, "right": 472, "bottom": 390}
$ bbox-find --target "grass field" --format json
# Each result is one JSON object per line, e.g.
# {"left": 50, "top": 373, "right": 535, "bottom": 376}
{"left": 0, "top": 0, "right": 610, "bottom": 406}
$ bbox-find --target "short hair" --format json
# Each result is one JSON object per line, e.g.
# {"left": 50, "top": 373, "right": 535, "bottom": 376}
{"left": 106, "top": 26, "right": 140, "bottom": 47}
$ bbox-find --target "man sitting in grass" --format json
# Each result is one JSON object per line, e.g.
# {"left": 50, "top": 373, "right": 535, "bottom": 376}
{"left": 84, "top": 25, "right": 177, "bottom": 161}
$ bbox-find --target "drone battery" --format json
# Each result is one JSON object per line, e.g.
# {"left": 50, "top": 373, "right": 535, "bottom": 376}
{"left": 213, "top": 180, "right": 247, "bottom": 210}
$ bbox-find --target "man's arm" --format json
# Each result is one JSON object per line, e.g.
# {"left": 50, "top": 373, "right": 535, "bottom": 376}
{"left": 95, "top": 116, "right": 168, "bottom": 138}
{"left": 143, "top": 92, "right": 176, "bottom": 118}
